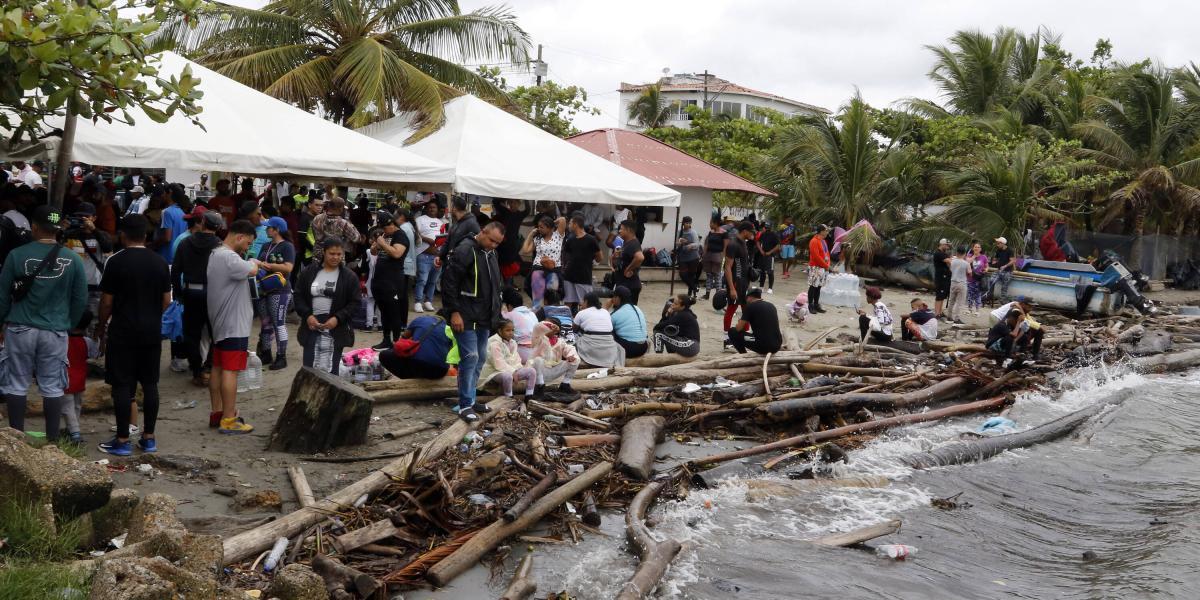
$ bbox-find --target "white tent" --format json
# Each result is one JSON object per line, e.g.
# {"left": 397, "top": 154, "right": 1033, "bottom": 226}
{"left": 358, "top": 95, "right": 680, "bottom": 206}
{"left": 2, "top": 52, "right": 453, "bottom": 187}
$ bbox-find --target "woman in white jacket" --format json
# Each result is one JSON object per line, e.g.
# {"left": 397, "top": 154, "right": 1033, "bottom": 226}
{"left": 478, "top": 319, "right": 537, "bottom": 400}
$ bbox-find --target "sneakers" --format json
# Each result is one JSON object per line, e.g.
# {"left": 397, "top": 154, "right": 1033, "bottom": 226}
{"left": 110, "top": 424, "right": 141, "bottom": 435}
{"left": 169, "top": 358, "right": 188, "bottom": 373}
{"left": 98, "top": 438, "right": 132, "bottom": 456}
{"left": 424, "top": 301, "right": 435, "bottom": 311}
{"left": 413, "top": 302, "right": 424, "bottom": 313}
{"left": 458, "top": 408, "right": 479, "bottom": 423}
{"left": 371, "top": 340, "right": 393, "bottom": 351}
{"left": 766, "top": 288, "right": 773, "bottom": 295}
{"left": 68, "top": 431, "right": 83, "bottom": 444}
{"left": 269, "top": 356, "right": 288, "bottom": 371}
{"left": 209, "top": 411, "right": 223, "bottom": 428}
{"left": 219, "top": 416, "right": 255, "bottom": 435}
{"left": 137, "top": 437, "right": 158, "bottom": 453}
{"left": 474, "top": 402, "right": 492, "bottom": 414}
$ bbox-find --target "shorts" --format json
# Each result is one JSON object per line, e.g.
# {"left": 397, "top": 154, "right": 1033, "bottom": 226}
{"left": 562, "top": 280, "right": 593, "bottom": 304}
{"left": 0, "top": 325, "right": 68, "bottom": 397}
{"left": 935, "top": 279, "right": 951, "bottom": 301}
{"left": 213, "top": 337, "right": 249, "bottom": 371}
{"left": 105, "top": 343, "right": 162, "bottom": 387}
{"left": 781, "top": 244, "right": 796, "bottom": 259}
{"left": 500, "top": 261, "right": 521, "bottom": 279}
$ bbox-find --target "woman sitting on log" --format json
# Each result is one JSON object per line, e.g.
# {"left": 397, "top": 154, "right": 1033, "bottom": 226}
{"left": 609, "top": 285, "right": 649, "bottom": 359}
{"left": 856, "top": 286, "right": 894, "bottom": 344}
{"left": 377, "top": 315, "right": 458, "bottom": 379}
{"left": 652, "top": 293, "right": 700, "bottom": 357}
{"left": 574, "top": 291, "right": 625, "bottom": 367}
{"left": 294, "top": 237, "right": 361, "bottom": 373}
{"left": 478, "top": 319, "right": 538, "bottom": 400}
{"left": 530, "top": 320, "right": 579, "bottom": 395}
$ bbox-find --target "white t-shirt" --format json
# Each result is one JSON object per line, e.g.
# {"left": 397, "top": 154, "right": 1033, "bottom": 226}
{"left": 311, "top": 268, "right": 340, "bottom": 315}
{"left": 415, "top": 214, "right": 442, "bottom": 255}
{"left": 950, "top": 257, "right": 970, "bottom": 283}
{"left": 613, "top": 208, "right": 631, "bottom": 227}
{"left": 991, "top": 301, "right": 1019, "bottom": 322}
{"left": 22, "top": 169, "right": 42, "bottom": 188}
{"left": 574, "top": 306, "right": 613, "bottom": 333}
{"left": 914, "top": 317, "right": 938, "bottom": 340}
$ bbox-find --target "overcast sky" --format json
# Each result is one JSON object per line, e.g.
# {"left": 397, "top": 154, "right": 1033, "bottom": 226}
{"left": 489, "top": 0, "right": 1200, "bottom": 131}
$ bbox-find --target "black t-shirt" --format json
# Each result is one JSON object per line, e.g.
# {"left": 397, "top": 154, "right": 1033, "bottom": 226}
{"left": 494, "top": 204, "right": 529, "bottom": 264}
{"left": 704, "top": 231, "right": 725, "bottom": 254}
{"left": 741, "top": 300, "right": 781, "bottom": 351}
{"left": 986, "top": 320, "right": 1013, "bottom": 348}
{"left": 562, "top": 232, "right": 600, "bottom": 284}
{"left": 373, "top": 230, "right": 409, "bottom": 284}
{"left": 993, "top": 248, "right": 1014, "bottom": 272}
{"left": 100, "top": 246, "right": 171, "bottom": 346}
{"left": 614, "top": 238, "right": 642, "bottom": 288}
{"left": 933, "top": 250, "right": 951, "bottom": 283}
{"left": 725, "top": 236, "right": 750, "bottom": 296}
{"left": 758, "top": 230, "right": 779, "bottom": 254}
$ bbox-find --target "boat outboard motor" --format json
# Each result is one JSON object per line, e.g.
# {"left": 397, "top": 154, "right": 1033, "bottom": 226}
{"left": 1099, "top": 261, "right": 1156, "bottom": 315}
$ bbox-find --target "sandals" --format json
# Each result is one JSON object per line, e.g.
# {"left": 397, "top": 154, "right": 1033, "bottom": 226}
{"left": 458, "top": 408, "right": 479, "bottom": 423}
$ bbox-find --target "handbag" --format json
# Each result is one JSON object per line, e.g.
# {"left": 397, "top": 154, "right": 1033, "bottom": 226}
{"left": 257, "top": 271, "right": 287, "bottom": 294}
{"left": 392, "top": 317, "right": 444, "bottom": 358}
{"left": 11, "top": 243, "right": 61, "bottom": 303}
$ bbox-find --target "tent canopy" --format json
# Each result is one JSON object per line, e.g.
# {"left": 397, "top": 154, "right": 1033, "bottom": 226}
{"left": 358, "top": 95, "right": 680, "bottom": 207}
{"left": 2, "top": 52, "right": 454, "bottom": 187}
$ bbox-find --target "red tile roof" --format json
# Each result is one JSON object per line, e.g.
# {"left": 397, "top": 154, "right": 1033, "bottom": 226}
{"left": 566, "top": 128, "right": 776, "bottom": 196}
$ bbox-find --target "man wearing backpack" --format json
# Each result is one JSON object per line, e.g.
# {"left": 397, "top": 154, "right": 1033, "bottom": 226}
{"left": 0, "top": 206, "right": 88, "bottom": 441}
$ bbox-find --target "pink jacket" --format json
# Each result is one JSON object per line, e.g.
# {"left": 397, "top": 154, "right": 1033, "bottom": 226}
{"left": 531, "top": 321, "right": 578, "bottom": 367}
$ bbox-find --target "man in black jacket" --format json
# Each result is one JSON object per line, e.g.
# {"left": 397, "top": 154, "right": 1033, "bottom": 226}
{"left": 441, "top": 221, "right": 505, "bottom": 423}
{"left": 171, "top": 210, "right": 223, "bottom": 386}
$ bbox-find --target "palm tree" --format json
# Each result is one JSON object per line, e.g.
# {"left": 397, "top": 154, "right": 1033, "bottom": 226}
{"left": 1072, "top": 64, "right": 1200, "bottom": 261}
{"left": 157, "top": 0, "right": 530, "bottom": 135}
{"left": 761, "top": 93, "right": 909, "bottom": 263}
{"left": 627, "top": 84, "right": 675, "bottom": 129}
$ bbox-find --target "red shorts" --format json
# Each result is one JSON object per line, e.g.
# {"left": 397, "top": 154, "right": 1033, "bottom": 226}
{"left": 500, "top": 261, "right": 521, "bottom": 279}
{"left": 213, "top": 337, "right": 249, "bottom": 371}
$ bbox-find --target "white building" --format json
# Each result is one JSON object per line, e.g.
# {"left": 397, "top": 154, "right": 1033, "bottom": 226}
{"left": 618, "top": 72, "right": 828, "bottom": 130}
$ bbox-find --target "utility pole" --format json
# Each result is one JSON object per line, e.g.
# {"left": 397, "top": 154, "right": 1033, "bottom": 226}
{"left": 702, "top": 69, "right": 708, "bottom": 110}
{"left": 535, "top": 44, "right": 544, "bottom": 86}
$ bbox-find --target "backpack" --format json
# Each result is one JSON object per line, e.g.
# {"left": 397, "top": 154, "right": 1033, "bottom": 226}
{"left": 0, "top": 215, "right": 31, "bottom": 268}
{"left": 656, "top": 248, "right": 672, "bottom": 267}
{"left": 712, "top": 288, "right": 728, "bottom": 311}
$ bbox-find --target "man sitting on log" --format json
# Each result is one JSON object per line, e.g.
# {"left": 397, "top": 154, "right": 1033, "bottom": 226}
{"left": 986, "top": 308, "right": 1038, "bottom": 366}
{"left": 900, "top": 298, "right": 938, "bottom": 341}
{"left": 726, "top": 288, "right": 782, "bottom": 355}
{"left": 989, "top": 295, "right": 1044, "bottom": 359}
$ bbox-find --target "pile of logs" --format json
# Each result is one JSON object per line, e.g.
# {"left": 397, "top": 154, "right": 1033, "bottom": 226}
{"left": 227, "top": 311, "right": 1200, "bottom": 598}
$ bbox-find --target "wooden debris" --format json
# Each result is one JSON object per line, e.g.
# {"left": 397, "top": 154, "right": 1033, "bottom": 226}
{"left": 616, "top": 416, "right": 666, "bottom": 481}
{"left": 500, "top": 554, "right": 538, "bottom": 600}
{"left": 503, "top": 471, "right": 558, "bottom": 523}
{"left": 287, "top": 465, "right": 315, "bottom": 508}
{"left": 268, "top": 367, "right": 374, "bottom": 454}
{"left": 311, "top": 553, "right": 381, "bottom": 599}
{"left": 615, "top": 481, "right": 682, "bottom": 600}
{"left": 811, "top": 519, "right": 901, "bottom": 547}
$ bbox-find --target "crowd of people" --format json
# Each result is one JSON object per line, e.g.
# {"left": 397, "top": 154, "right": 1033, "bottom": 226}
{"left": 0, "top": 160, "right": 1045, "bottom": 447}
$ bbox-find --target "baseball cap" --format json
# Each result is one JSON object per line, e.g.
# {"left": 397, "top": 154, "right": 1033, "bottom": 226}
{"left": 186, "top": 205, "right": 208, "bottom": 219}
{"left": 938, "top": 238, "right": 950, "bottom": 246}
{"left": 376, "top": 210, "right": 394, "bottom": 224}
{"left": 33, "top": 205, "right": 64, "bottom": 230}
{"left": 74, "top": 202, "right": 97, "bottom": 217}
{"left": 201, "top": 211, "right": 225, "bottom": 231}
{"left": 130, "top": 185, "right": 144, "bottom": 194}
{"left": 1014, "top": 295, "right": 1033, "bottom": 305}
{"left": 995, "top": 236, "right": 1008, "bottom": 245}
{"left": 266, "top": 216, "right": 288, "bottom": 233}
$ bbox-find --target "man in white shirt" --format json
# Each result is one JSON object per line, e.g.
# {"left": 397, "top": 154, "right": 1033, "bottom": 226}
{"left": 23, "top": 161, "right": 45, "bottom": 189}
{"left": 125, "top": 186, "right": 147, "bottom": 215}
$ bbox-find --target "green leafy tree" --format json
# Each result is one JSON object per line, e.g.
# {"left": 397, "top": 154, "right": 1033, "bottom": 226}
{"left": 509, "top": 81, "right": 598, "bottom": 137}
{"left": 626, "top": 83, "right": 674, "bottom": 129}
{"left": 158, "top": 0, "right": 530, "bottom": 136}
{"left": 0, "top": 0, "right": 206, "bottom": 145}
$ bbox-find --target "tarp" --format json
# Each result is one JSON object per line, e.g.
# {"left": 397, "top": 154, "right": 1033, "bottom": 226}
{"left": 358, "top": 95, "right": 680, "bottom": 207}
{"left": 1, "top": 52, "right": 454, "bottom": 187}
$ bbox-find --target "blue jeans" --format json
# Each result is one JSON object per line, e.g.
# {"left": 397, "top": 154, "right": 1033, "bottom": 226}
{"left": 415, "top": 254, "right": 440, "bottom": 304}
{"left": 454, "top": 327, "right": 489, "bottom": 411}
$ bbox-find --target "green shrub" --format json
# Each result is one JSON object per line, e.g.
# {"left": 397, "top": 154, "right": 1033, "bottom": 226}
{"left": 0, "top": 563, "right": 90, "bottom": 600}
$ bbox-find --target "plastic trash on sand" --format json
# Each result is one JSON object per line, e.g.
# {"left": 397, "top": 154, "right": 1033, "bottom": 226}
{"left": 876, "top": 544, "right": 918, "bottom": 559}
{"left": 586, "top": 369, "right": 609, "bottom": 379}
{"left": 680, "top": 382, "right": 702, "bottom": 394}
{"left": 707, "top": 376, "right": 737, "bottom": 389}
{"left": 977, "top": 416, "right": 1017, "bottom": 436}
{"left": 468, "top": 494, "right": 496, "bottom": 507}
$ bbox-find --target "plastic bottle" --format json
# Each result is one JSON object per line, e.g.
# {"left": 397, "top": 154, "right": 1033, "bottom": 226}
{"left": 262, "top": 536, "right": 289, "bottom": 572}
{"left": 314, "top": 331, "right": 335, "bottom": 373}
{"left": 371, "top": 358, "right": 384, "bottom": 381}
{"left": 246, "top": 352, "right": 263, "bottom": 390}
{"left": 875, "top": 544, "right": 918, "bottom": 560}
{"left": 353, "top": 357, "right": 370, "bottom": 383}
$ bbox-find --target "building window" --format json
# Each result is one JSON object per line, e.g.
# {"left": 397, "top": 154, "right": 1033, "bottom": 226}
{"left": 673, "top": 99, "right": 698, "bottom": 121}
{"left": 746, "top": 105, "right": 770, "bottom": 123}
{"left": 710, "top": 101, "right": 742, "bottom": 118}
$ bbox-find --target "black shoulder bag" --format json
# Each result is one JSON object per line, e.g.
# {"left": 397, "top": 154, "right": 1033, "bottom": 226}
{"left": 11, "top": 243, "right": 62, "bottom": 303}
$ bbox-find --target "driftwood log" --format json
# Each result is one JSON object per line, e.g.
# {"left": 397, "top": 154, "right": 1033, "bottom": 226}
{"left": 1131, "top": 348, "right": 1200, "bottom": 373}
{"left": 287, "top": 465, "right": 315, "bottom": 508}
{"left": 616, "top": 416, "right": 666, "bottom": 481}
{"left": 503, "top": 471, "right": 558, "bottom": 523}
{"left": 426, "top": 462, "right": 613, "bottom": 587}
{"left": 811, "top": 519, "right": 901, "bottom": 546}
{"left": 562, "top": 434, "right": 620, "bottom": 447}
{"left": 221, "top": 398, "right": 516, "bottom": 565}
{"left": 756, "top": 377, "right": 968, "bottom": 422}
{"left": 586, "top": 402, "right": 718, "bottom": 419}
{"left": 311, "top": 553, "right": 380, "bottom": 598}
{"left": 528, "top": 400, "right": 610, "bottom": 431}
{"left": 615, "top": 481, "right": 682, "bottom": 600}
{"left": 905, "top": 390, "right": 1131, "bottom": 469}
{"left": 500, "top": 554, "right": 537, "bottom": 600}
{"left": 268, "top": 367, "right": 374, "bottom": 454}
{"left": 692, "top": 395, "right": 1007, "bottom": 466}
{"left": 331, "top": 519, "right": 403, "bottom": 554}
{"left": 382, "top": 422, "right": 436, "bottom": 440}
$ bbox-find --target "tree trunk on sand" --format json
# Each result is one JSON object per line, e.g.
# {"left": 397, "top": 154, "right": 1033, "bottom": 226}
{"left": 905, "top": 390, "right": 1131, "bottom": 469}
{"left": 1132, "top": 349, "right": 1200, "bottom": 373}
{"left": 615, "top": 480, "right": 682, "bottom": 600}
{"left": 616, "top": 416, "right": 666, "bottom": 481}
{"left": 425, "top": 462, "right": 613, "bottom": 588}
{"left": 268, "top": 367, "right": 374, "bottom": 454}
{"left": 691, "top": 395, "right": 1006, "bottom": 466}
{"left": 756, "top": 377, "right": 968, "bottom": 422}
{"left": 500, "top": 554, "right": 537, "bottom": 600}
{"left": 221, "top": 398, "right": 515, "bottom": 565}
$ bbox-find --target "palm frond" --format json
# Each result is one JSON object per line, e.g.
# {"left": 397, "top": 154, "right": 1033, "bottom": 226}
{"left": 389, "top": 7, "right": 531, "bottom": 64}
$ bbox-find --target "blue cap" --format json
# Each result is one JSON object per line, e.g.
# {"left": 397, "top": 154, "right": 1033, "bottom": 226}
{"left": 266, "top": 216, "right": 288, "bottom": 233}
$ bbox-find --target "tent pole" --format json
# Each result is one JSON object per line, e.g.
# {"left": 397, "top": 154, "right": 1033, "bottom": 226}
{"left": 668, "top": 205, "right": 680, "bottom": 297}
